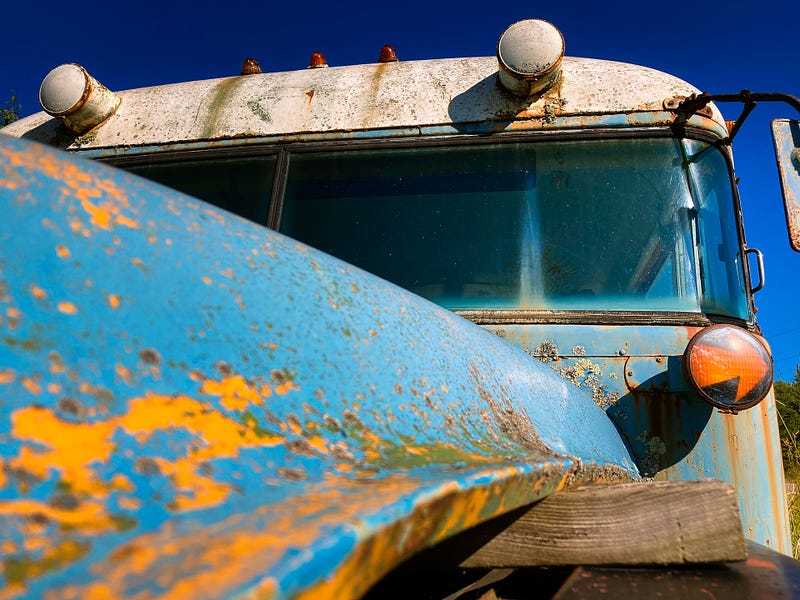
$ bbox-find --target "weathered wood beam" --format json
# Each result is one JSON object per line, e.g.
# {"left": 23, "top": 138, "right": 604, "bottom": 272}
{"left": 448, "top": 480, "right": 746, "bottom": 567}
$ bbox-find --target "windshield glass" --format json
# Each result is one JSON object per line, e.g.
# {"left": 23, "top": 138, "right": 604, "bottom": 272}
{"left": 279, "top": 138, "right": 747, "bottom": 318}
{"left": 128, "top": 155, "right": 276, "bottom": 224}
{"left": 682, "top": 139, "right": 748, "bottom": 319}
{"left": 120, "top": 137, "right": 748, "bottom": 320}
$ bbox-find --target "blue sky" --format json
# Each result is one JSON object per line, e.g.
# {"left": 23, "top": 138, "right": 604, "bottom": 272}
{"left": 2, "top": 0, "right": 799, "bottom": 379}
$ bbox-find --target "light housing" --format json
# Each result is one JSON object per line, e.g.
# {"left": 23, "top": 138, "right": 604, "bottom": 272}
{"left": 39, "top": 64, "right": 120, "bottom": 135}
{"left": 496, "top": 19, "right": 565, "bottom": 97}
{"left": 683, "top": 324, "right": 773, "bottom": 412}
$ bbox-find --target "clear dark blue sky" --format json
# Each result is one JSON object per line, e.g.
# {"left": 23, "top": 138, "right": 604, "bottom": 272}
{"left": 2, "top": 0, "right": 799, "bottom": 379}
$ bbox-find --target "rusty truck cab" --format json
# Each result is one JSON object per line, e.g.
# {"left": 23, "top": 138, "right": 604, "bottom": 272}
{"left": 3, "top": 19, "right": 796, "bottom": 557}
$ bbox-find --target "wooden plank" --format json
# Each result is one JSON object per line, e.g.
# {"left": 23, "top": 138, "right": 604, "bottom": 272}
{"left": 453, "top": 480, "right": 747, "bottom": 567}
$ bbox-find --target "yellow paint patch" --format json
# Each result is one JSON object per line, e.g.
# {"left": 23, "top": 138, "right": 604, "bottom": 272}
{"left": 8, "top": 382, "right": 291, "bottom": 521}
{"left": 156, "top": 458, "right": 231, "bottom": 512}
{"left": 55, "top": 245, "right": 71, "bottom": 259}
{"left": 117, "top": 496, "right": 141, "bottom": 511}
{"left": 82, "top": 584, "right": 115, "bottom": 600}
{"left": 21, "top": 378, "right": 42, "bottom": 395}
{"left": 107, "top": 294, "right": 121, "bottom": 309}
{"left": 0, "top": 499, "right": 113, "bottom": 531}
{"left": 201, "top": 375, "right": 267, "bottom": 412}
{"left": 120, "top": 394, "right": 284, "bottom": 458}
{"left": 57, "top": 302, "right": 78, "bottom": 315}
{"left": 115, "top": 364, "right": 132, "bottom": 385}
{"left": 11, "top": 407, "right": 117, "bottom": 494}
{"left": 305, "top": 435, "right": 330, "bottom": 454}
{"left": 275, "top": 381, "right": 300, "bottom": 396}
{"left": 6, "top": 145, "right": 144, "bottom": 233}
{"left": 30, "top": 285, "right": 47, "bottom": 299}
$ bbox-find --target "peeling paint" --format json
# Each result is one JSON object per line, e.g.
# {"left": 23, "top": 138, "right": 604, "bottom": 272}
{"left": 0, "top": 137, "right": 637, "bottom": 597}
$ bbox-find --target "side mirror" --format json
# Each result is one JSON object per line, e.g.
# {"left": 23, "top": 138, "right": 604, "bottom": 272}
{"left": 771, "top": 119, "right": 800, "bottom": 252}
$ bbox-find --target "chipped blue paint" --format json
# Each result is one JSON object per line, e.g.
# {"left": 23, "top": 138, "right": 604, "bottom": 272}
{"left": 0, "top": 136, "right": 637, "bottom": 599}
{"left": 33, "top": 111, "right": 722, "bottom": 161}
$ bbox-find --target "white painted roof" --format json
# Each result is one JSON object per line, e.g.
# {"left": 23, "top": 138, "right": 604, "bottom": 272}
{"left": 1, "top": 56, "right": 726, "bottom": 150}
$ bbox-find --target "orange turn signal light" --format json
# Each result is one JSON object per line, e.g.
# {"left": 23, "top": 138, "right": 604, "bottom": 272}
{"left": 683, "top": 325, "right": 773, "bottom": 412}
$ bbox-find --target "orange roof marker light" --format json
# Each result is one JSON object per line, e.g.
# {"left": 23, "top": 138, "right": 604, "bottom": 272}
{"left": 378, "top": 45, "right": 398, "bottom": 63}
{"left": 308, "top": 51, "right": 328, "bottom": 69}
{"left": 240, "top": 58, "right": 262, "bottom": 75}
{"left": 683, "top": 325, "right": 774, "bottom": 413}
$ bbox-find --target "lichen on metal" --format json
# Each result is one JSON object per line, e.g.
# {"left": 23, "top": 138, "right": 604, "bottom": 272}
{"left": 530, "top": 339, "right": 619, "bottom": 409}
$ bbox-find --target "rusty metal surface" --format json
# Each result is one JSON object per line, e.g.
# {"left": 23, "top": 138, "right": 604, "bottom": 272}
{"left": 771, "top": 119, "right": 800, "bottom": 251}
{"left": 0, "top": 56, "right": 727, "bottom": 152}
{"left": 484, "top": 324, "right": 791, "bottom": 555}
{"left": 0, "top": 137, "right": 638, "bottom": 598}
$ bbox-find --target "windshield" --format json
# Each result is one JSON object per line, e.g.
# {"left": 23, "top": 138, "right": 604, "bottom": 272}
{"left": 126, "top": 137, "right": 748, "bottom": 320}
{"left": 279, "top": 138, "right": 747, "bottom": 318}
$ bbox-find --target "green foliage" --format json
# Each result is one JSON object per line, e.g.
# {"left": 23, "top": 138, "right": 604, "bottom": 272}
{"left": 777, "top": 366, "right": 800, "bottom": 477}
{"left": 1, "top": 92, "right": 21, "bottom": 126}
{"left": 776, "top": 364, "right": 800, "bottom": 451}
{"left": 776, "top": 365, "right": 800, "bottom": 556}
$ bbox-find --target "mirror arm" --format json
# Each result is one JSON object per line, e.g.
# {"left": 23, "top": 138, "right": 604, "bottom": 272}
{"left": 676, "top": 91, "right": 800, "bottom": 142}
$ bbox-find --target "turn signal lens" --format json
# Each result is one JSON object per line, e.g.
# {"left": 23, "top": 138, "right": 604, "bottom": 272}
{"left": 684, "top": 325, "right": 773, "bottom": 412}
